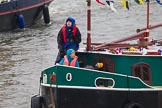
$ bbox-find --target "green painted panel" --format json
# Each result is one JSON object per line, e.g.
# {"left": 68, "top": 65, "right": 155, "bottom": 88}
{"left": 77, "top": 52, "right": 162, "bottom": 86}
{"left": 43, "top": 65, "right": 151, "bottom": 88}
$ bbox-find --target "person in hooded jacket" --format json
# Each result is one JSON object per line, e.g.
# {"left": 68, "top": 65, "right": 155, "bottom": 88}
{"left": 59, "top": 49, "right": 79, "bottom": 67}
{"left": 55, "top": 17, "right": 81, "bottom": 64}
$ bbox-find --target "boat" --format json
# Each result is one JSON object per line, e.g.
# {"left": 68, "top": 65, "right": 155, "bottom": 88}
{"left": 31, "top": 0, "right": 162, "bottom": 108}
{"left": 0, "top": 0, "right": 53, "bottom": 32}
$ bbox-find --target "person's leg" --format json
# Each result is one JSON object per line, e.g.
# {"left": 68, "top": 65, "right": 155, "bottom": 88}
{"left": 55, "top": 51, "right": 65, "bottom": 64}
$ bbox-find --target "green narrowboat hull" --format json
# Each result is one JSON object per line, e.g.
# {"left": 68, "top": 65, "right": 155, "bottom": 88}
{"left": 38, "top": 60, "right": 162, "bottom": 108}
{"left": 31, "top": 51, "right": 162, "bottom": 108}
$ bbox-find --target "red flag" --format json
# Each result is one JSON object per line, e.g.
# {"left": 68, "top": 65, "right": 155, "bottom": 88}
{"left": 96, "top": 0, "right": 105, "bottom": 5}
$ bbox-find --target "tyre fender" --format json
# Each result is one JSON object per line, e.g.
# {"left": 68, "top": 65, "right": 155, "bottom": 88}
{"left": 31, "top": 95, "right": 43, "bottom": 108}
{"left": 43, "top": 4, "right": 50, "bottom": 24}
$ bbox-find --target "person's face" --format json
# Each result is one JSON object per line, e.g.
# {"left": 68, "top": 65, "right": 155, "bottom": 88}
{"left": 66, "top": 21, "right": 72, "bottom": 27}
{"left": 70, "top": 52, "right": 75, "bottom": 58}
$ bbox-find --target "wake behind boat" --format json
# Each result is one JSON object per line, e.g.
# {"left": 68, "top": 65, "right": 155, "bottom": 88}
{"left": 31, "top": 0, "right": 162, "bottom": 108}
{"left": 0, "top": 0, "right": 53, "bottom": 32}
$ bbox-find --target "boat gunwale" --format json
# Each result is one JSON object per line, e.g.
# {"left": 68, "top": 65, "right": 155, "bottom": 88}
{"left": 77, "top": 50, "right": 162, "bottom": 57}
{"left": 0, "top": 0, "right": 53, "bottom": 15}
{"left": 40, "top": 83, "right": 162, "bottom": 91}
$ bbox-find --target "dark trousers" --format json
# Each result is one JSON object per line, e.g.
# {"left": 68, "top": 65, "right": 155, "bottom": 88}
{"left": 55, "top": 50, "right": 66, "bottom": 64}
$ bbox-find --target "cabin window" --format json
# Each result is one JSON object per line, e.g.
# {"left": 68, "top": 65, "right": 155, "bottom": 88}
{"left": 132, "top": 63, "right": 152, "bottom": 85}
{"left": 95, "top": 78, "right": 114, "bottom": 88}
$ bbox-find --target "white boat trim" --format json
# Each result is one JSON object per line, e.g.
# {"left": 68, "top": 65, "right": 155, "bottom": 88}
{"left": 41, "top": 83, "right": 162, "bottom": 91}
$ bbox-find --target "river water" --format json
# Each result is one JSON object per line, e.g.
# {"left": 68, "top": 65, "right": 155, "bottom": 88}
{"left": 0, "top": 0, "right": 162, "bottom": 108}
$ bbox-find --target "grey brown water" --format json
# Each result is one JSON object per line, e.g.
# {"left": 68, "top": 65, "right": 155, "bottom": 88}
{"left": 0, "top": 0, "right": 162, "bottom": 108}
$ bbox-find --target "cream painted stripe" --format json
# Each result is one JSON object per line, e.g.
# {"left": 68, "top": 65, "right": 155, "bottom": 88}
{"left": 153, "top": 86, "right": 162, "bottom": 88}
{"left": 41, "top": 83, "right": 162, "bottom": 91}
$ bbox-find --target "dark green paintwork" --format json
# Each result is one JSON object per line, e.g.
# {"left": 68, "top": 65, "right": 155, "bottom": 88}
{"left": 43, "top": 65, "right": 151, "bottom": 88}
{"left": 77, "top": 52, "right": 162, "bottom": 86}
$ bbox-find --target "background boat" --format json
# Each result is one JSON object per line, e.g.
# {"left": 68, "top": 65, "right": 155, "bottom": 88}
{"left": 0, "top": 0, "right": 53, "bottom": 32}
